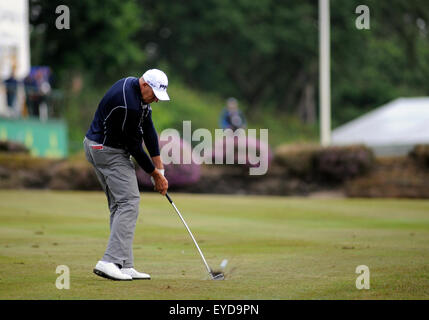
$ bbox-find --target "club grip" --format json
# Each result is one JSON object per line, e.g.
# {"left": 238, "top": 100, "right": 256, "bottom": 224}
{"left": 165, "top": 193, "right": 173, "bottom": 204}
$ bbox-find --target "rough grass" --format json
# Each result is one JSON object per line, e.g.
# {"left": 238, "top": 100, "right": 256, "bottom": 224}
{"left": 0, "top": 190, "right": 428, "bottom": 300}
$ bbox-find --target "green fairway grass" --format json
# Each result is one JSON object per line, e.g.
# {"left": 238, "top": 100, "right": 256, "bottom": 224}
{"left": 0, "top": 190, "right": 428, "bottom": 299}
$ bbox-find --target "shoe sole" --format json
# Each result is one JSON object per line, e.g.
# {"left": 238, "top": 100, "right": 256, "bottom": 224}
{"left": 130, "top": 277, "right": 151, "bottom": 280}
{"left": 93, "top": 268, "right": 132, "bottom": 281}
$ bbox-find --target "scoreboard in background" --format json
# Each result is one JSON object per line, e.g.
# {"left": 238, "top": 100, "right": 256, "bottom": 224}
{"left": 0, "top": 117, "right": 68, "bottom": 158}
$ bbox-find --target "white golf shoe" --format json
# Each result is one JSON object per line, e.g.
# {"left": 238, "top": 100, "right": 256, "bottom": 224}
{"left": 121, "top": 268, "right": 151, "bottom": 280}
{"left": 93, "top": 261, "right": 132, "bottom": 281}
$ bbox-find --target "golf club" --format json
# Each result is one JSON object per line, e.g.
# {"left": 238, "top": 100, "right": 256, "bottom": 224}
{"left": 165, "top": 193, "right": 225, "bottom": 280}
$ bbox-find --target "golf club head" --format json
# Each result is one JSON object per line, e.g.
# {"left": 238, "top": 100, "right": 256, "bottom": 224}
{"left": 211, "top": 271, "right": 225, "bottom": 280}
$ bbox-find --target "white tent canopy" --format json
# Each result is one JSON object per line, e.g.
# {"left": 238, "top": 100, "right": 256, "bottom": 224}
{"left": 332, "top": 97, "right": 429, "bottom": 155}
{"left": 0, "top": 0, "right": 30, "bottom": 116}
{"left": 0, "top": 0, "right": 30, "bottom": 80}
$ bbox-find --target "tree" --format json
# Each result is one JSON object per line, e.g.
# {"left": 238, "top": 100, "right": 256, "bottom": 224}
{"left": 29, "top": 0, "right": 429, "bottom": 127}
{"left": 139, "top": 0, "right": 318, "bottom": 116}
{"left": 29, "top": 0, "right": 144, "bottom": 85}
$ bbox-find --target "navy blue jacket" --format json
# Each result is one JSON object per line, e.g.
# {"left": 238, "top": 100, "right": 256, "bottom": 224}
{"left": 86, "top": 77, "right": 159, "bottom": 173}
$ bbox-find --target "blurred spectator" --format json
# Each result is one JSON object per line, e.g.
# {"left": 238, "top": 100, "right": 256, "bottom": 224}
{"left": 220, "top": 97, "right": 246, "bottom": 130}
{"left": 4, "top": 64, "right": 18, "bottom": 117}
{"left": 24, "top": 66, "right": 52, "bottom": 120}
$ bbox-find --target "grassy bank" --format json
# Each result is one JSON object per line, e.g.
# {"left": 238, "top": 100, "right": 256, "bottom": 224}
{"left": 65, "top": 82, "right": 318, "bottom": 154}
{"left": 1, "top": 191, "right": 428, "bottom": 299}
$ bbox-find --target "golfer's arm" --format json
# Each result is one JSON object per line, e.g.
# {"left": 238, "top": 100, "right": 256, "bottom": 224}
{"left": 151, "top": 155, "right": 164, "bottom": 170}
{"left": 142, "top": 111, "right": 162, "bottom": 169}
{"left": 126, "top": 141, "right": 155, "bottom": 174}
{"left": 122, "top": 109, "right": 155, "bottom": 174}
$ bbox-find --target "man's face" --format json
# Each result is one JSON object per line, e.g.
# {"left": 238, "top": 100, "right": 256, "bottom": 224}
{"left": 227, "top": 101, "right": 238, "bottom": 112}
{"left": 141, "top": 82, "right": 159, "bottom": 104}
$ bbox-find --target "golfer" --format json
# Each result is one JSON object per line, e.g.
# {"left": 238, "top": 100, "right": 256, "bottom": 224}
{"left": 83, "top": 69, "right": 169, "bottom": 280}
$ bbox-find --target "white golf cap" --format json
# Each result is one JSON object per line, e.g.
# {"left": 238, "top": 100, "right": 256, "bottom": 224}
{"left": 142, "top": 69, "right": 170, "bottom": 101}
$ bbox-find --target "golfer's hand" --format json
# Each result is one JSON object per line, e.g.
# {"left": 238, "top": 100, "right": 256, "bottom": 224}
{"left": 150, "top": 169, "right": 168, "bottom": 195}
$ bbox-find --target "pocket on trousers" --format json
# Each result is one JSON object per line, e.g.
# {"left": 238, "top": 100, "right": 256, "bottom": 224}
{"left": 91, "top": 147, "right": 130, "bottom": 169}
{"left": 89, "top": 146, "right": 111, "bottom": 167}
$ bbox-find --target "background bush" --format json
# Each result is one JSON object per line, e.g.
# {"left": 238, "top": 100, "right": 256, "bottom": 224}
{"left": 346, "top": 156, "right": 429, "bottom": 198}
{"left": 409, "top": 144, "right": 429, "bottom": 169}
{"left": 136, "top": 137, "right": 201, "bottom": 189}
{"left": 274, "top": 144, "right": 374, "bottom": 183}
{"left": 314, "top": 145, "right": 375, "bottom": 183}
{"left": 274, "top": 144, "right": 321, "bottom": 178}
{"left": 0, "top": 141, "right": 29, "bottom": 154}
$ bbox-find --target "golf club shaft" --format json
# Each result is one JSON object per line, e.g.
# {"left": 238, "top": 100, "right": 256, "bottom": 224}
{"left": 166, "top": 193, "right": 212, "bottom": 276}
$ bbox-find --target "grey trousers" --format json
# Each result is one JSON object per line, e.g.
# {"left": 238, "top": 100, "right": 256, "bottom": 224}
{"left": 83, "top": 137, "right": 140, "bottom": 268}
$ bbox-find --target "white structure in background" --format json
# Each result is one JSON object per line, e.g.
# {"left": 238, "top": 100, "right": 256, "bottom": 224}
{"left": 332, "top": 97, "right": 429, "bottom": 156}
{"left": 319, "top": 0, "right": 331, "bottom": 146}
{"left": 0, "top": 0, "right": 30, "bottom": 117}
